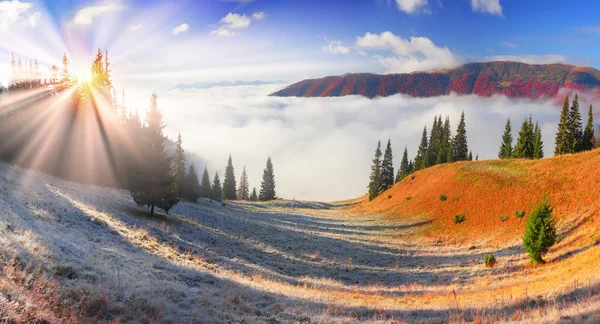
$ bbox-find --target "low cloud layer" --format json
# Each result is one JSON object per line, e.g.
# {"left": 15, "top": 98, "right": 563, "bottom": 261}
{"left": 146, "top": 85, "right": 585, "bottom": 201}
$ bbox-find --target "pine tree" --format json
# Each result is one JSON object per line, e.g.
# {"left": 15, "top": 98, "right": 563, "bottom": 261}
{"left": 237, "top": 166, "right": 250, "bottom": 200}
{"left": 452, "top": 111, "right": 469, "bottom": 161}
{"left": 212, "top": 171, "right": 222, "bottom": 200}
{"left": 437, "top": 116, "right": 452, "bottom": 164}
{"left": 250, "top": 187, "right": 258, "bottom": 202}
{"left": 555, "top": 96, "right": 571, "bottom": 155}
{"left": 514, "top": 117, "right": 535, "bottom": 159}
{"left": 582, "top": 104, "right": 595, "bottom": 151}
{"left": 200, "top": 166, "right": 212, "bottom": 198}
{"left": 468, "top": 151, "right": 473, "bottom": 161}
{"left": 426, "top": 116, "right": 441, "bottom": 167}
{"left": 60, "top": 53, "right": 72, "bottom": 90}
{"left": 523, "top": 198, "right": 557, "bottom": 264}
{"left": 222, "top": 155, "right": 237, "bottom": 200}
{"left": 173, "top": 132, "right": 187, "bottom": 197}
{"left": 395, "top": 146, "right": 409, "bottom": 183}
{"left": 127, "top": 93, "right": 179, "bottom": 216}
{"left": 380, "top": 139, "right": 394, "bottom": 191}
{"left": 183, "top": 164, "right": 201, "bottom": 201}
{"left": 498, "top": 117, "right": 513, "bottom": 159}
{"left": 475, "top": 154, "right": 479, "bottom": 161}
{"left": 368, "top": 141, "right": 382, "bottom": 200}
{"left": 259, "top": 157, "right": 276, "bottom": 201}
{"left": 408, "top": 160, "right": 414, "bottom": 174}
{"left": 533, "top": 121, "right": 544, "bottom": 159}
{"left": 568, "top": 94, "right": 583, "bottom": 153}
{"left": 414, "top": 127, "right": 428, "bottom": 170}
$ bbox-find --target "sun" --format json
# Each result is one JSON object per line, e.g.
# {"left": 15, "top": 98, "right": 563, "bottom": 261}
{"left": 76, "top": 72, "right": 92, "bottom": 85}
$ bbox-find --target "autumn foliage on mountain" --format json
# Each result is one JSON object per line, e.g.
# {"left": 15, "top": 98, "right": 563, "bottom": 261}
{"left": 271, "top": 61, "right": 600, "bottom": 99}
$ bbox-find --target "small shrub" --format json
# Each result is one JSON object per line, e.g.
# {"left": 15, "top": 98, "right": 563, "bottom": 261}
{"left": 221, "top": 202, "right": 227, "bottom": 207}
{"left": 500, "top": 214, "right": 509, "bottom": 222}
{"left": 523, "top": 198, "right": 557, "bottom": 264}
{"left": 406, "top": 196, "right": 412, "bottom": 201}
{"left": 515, "top": 210, "right": 526, "bottom": 218}
{"left": 410, "top": 175, "right": 416, "bottom": 180}
{"left": 453, "top": 214, "right": 466, "bottom": 224}
{"left": 388, "top": 195, "right": 392, "bottom": 199}
{"left": 439, "top": 195, "right": 447, "bottom": 202}
{"left": 484, "top": 253, "right": 496, "bottom": 267}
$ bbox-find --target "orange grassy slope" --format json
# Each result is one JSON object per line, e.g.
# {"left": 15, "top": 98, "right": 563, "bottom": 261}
{"left": 350, "top": 149, "right": 600, "bottom": 247}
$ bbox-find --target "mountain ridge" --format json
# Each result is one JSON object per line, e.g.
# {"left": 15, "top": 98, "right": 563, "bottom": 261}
{"left": 271, "top": 61, "right": 600, "bottom": 99}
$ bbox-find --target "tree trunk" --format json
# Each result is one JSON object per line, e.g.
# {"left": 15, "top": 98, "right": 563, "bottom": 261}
{"left": 150, "top": 205, "right": 155, "bottom": 216}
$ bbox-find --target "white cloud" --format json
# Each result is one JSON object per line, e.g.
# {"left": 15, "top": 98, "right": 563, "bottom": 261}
{"left": 485, "top": 54, "right": 591, "bottom": 65}
{"left": 252, "top": 11, "right": 267, "bottom": 20}
{"left": 172, "top": 23, "right": 189, "bottom": 35}
{"left": 323, "top": 40, "right": 350, "bottom": 55}
{"left": 157, "top": 85, "right": 566, "bottom": 201}
{"left": 0, "top": 0, "right": 40, "bottom": 30}
{"left": 355, "top": 31, "right": 462, "bottom": 73}
{"left": 128, "top": 23, "right": 143, "bottom": 31}
{"left": 471, "top": 0, "right": 502, "bottom": 16}
{"left": 395, "top": 0, "right": 428, "bottom": 14}
{"left": 501, "top": 41, "right": 517, "bottom": 49}
{"left": 72, "top": 3, "right": 125, "bottom": 26}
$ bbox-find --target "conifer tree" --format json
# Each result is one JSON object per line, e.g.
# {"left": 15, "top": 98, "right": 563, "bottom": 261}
{"left": 514, "top": 117, "right": 535, "bottom": 159}
{"left": 128, "top": 93, "right": 179, "bottom": 216}
{"left": 523, "top": 198, "right": 557, "bottom": 264}
{"left": 368, "top": 141, "right": 382, "bottom": 200}
{"left": 426, "top": 116, "right": 441, "bottom": 167}
{"left": 237, "top": 166, "right": 250, "bottom": 200}
{"left": 498, "top": 117, "right": 513, "bottom": 159}
{"left": 200, "top": 166, "right": 212, "bottom": 198}
{"left": 222, "top": 155, "right": 237, "bottom": 200}
{"left": 555, "top": 96, "right": 571, "bottom": 155}
{"left": 173, "top": 132, "right": 187, "bottom": 197}
{"left": 408, "top": 160, "right": 414, "bottom": 174}
{"left": 212, "top": 171, "right": 222, "bottom": 200}
{"left": 437, "top": 116, "right": 452, "bottom": 164}
{"left": 414, "top": 127, "right": 428, "bottom": 170}
{"left": 250, "top": 187, "right": 258, "bottom": 202}
{"left": 568, "top": 94, "right": 582, "bottom": 153}
{"left": 475, "top": 154, "right": 479, "bottom": 161}
{"left": 533, "top": 121, "right": 544, "bottom": 159}
{"left": 259, "top": 157, "right": 276, "bottom": 201}
{"left": 396, "top": 146, "right": 409, "bottom": 183}
{"left": 452, "top": 111, "right": 469, "bottom": 161}
{"left": 380, "top": 139, "right": 394, "bottom": 191}
{"left": 468, "top": 151, "right": 473, "bottom": 161}
{"left": 183, "top": 164, "right": 201, "bottom": 201}
{"left": 582, "top": 104, "right": 595, "bottom": 151}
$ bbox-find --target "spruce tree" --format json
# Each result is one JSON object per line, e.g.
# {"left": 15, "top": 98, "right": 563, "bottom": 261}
{"left": 514, "top": 117, "right": 535, "bottom": 159}
{"left": 437, "top": 116, "right": 452, "bottom": 164}
{"left": 452, "top": 111, "right": 469, "bottom": 161}
{"left": 250, "top": 187, "right": 258, "bottom": 202}
{"left": 368, "top": 141, "right": 382, "bottom": 200}
{"left": 414, "top": 127, "right": 428, "bottom": 170}
{"left": 533, "top": 121, "right": 544, "bottom": 159}
{"left": 222, "top": 155, "right": 237, "bottom": 200}
{"left": 498, "top": 117, "right": 513, "bottom": 159}
{"left": 426, "top": 116, "right": 441, "bottom": 167}
{"left": 396, "top": 146, "right": 409, "bottom": 183}
{"left": 259, "top": 157, "right": 276, "bottom": 201}
{"left": 200, "top": 166, "right": 212, "bottom": 198}
{"left": 173, "top": 132, "right": 187, "bottom": 197}
{"left": 212, "top": 171, "right": 222, "bottom": 200}
{"left": 380, "top": 139, "right": 394, "bottom": 191}
{"left": 555, "top": 95, "right": 571, "bottom": 155}
{"left": 408, "top": 160, "right": 414, "bottom": 174}
{"left": 468, "top": 151, "right": 473, "bottom": 161}
{"left": 568, "top": 94, "right": 582, "bottom": 153}
{"left": 582, "top": 104, "right": 595, "bottom": 151}
{"left": 237, "top": 166, "right": 250, "bottom": 200}
{"left": 523, "top": 198, "right": 557, "bottom": 264}
{"left": 183, "top": 164, "right": 201, "bottom": 201}
{"left": 128, "top": 93, "right": 179, "bottom": 216}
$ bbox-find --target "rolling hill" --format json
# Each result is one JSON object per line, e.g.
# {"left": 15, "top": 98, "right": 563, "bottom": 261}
{"left": 271, "top": 61, "right": 600, "bottom": 99}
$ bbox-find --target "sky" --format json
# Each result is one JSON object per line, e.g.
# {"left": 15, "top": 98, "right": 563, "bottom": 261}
{"left": 0, "top": 0, "right": 599, "bottom": 200}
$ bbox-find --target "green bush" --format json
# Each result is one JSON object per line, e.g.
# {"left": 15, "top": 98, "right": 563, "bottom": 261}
{"left": 439, "top": 194, "right": 447, "bottom": 202}
{"left": 388, "top": 195, "right": 392, "bottom": 199}
{"left": 515, "top": 210, "right": 526, "bottom": 218}
{"left": 453, "top": 214, "right": 466, "bottom": 224}
{"left": 406, "top": 196, "right": 412, "bottom": 201}
{"left": 221, "top": 202, "right": 227, "bottom": 207}
{"left": 500, "top": 214, "right": 509, "bottom": 222}
{"left": 410, "top": 175, "right": 415, "bottom": 180}
{"left": 523, "top": 198, "right": 557, "bottom": 264}
{"left": 484, "top": 253, "right": 496, "bottom": 267}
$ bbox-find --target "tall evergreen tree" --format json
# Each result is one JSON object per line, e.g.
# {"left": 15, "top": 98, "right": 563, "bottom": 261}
{"left": 555, "top": 96, "right": 571, "bottom": 155}
{"left": 514, "top": 117, "right": 535, "bottom": 159}
{"left": 368, "top": 141, "right": 382, "bottom": 200}
{"left": 259, "top": 157, "right": 276, "bottom": 201}
{"left": 498, "top": 117, "right": 513, "bottom": 159}
{"left": 568, "top": 94, "right": 583, "bottom": 153}
{"left": 414, "top": 127, "right": 428, "bottom": 170}
{"left": 237, "top": 166, "right": 250, "bottom": 200}
{"left": 452, "top": 111, "right": 469, "bottom": 161}
{"left": 380, "top": 139, "right": 394, "bottom": 191}
{"left": 408, "top": 160, "right": 414, "bottom": 174}
{"left": 212, "top": 171, "right": 222, "bottom": 200}
{"left": 468, "top": 151, "right": 473, "bottom": 161}
{"left": 396, "top": 146, "right": 409, "bottom": 183}
{"left": 173, "top": 132, "right": 187, "bottom": 197}
{"left": 437, "top": 116, "right": 452, "bottom": 164}
{"left": 582, "top": 104, "right": 595, "bottom": 151}
{"left": 183, "top": 164, "right": 201, "bottom": 201}
{"left": 426, "top": 116, "right": 441, "bottom": 167}
{"left": 200, "top": 166, "right": 212, "bottom": 198}
{"left": 128, "top": 93, "right": 179, "bottom": 216}
{"left": 533, "top": 121, "right": 544, "bottom": 159}
{"left": 222, "top": 155, "right": 237, "bottom": 200}
{"left": 250, "top": 187, "right": 258, "bottom": 202}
